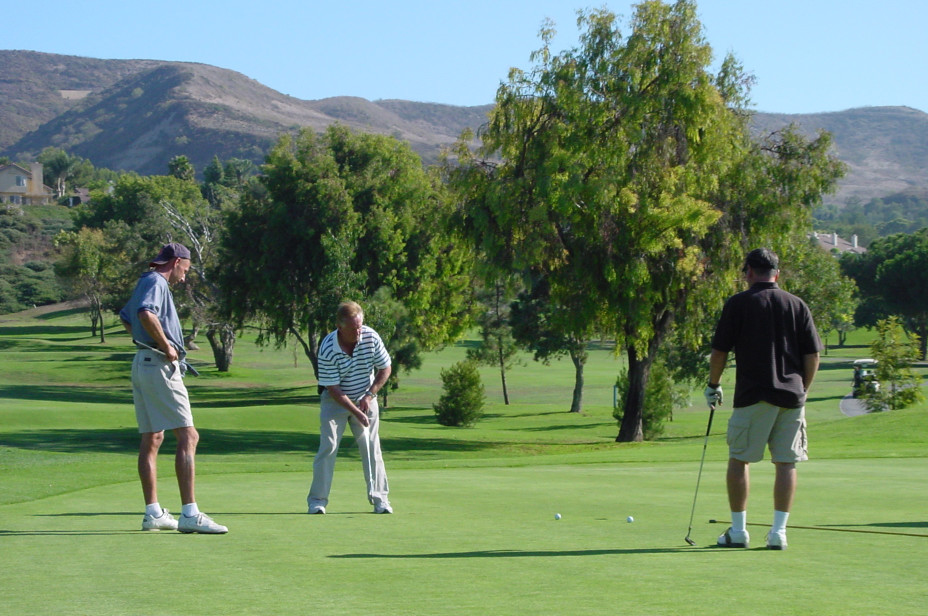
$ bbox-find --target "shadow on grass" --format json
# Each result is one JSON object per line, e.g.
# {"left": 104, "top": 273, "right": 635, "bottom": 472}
{"left": 0, "top": 324, "right": 91, "bottom": 338}
{"left": 0, "top": 384, "right": 132, "bottom": 405}
{"left": 0, "top": 339, "right": 131, "bottom": 353}
{"left": 331, "top": 546, "right": 693, "bottom": 559}
{"left": 825, "top": 521, "right": 928, "bottom": 530}
{"left": 0, "top": 428, "right": 508, "bottom": 456}
{"left": 0, "top": 530, "right": 141, "bottom": 537}
{"left": 192, "top": 386, "right": 319, "bottom": 408}
{"left": 0, "top": 383, "right": 318, "bottom": 408}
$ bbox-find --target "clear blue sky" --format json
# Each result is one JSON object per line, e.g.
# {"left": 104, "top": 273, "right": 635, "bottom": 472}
{"left": 8, "top": 0, "right": 926, "bottom": 114}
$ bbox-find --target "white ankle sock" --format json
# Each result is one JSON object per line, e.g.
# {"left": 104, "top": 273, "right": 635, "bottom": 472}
{"left": 182, "top": 503, "right": 200, "bottom": 517}
{"left": 145, "top": 503, "right": 163, "bottom": 517}
{"left": 772, "top": 510, "right": 789, "bottom": 533}
{"left": 731, "top": 511, "right": 747, "bottom": 532}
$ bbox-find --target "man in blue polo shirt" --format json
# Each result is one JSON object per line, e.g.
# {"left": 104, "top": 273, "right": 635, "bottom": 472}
{"left": 308, "top": 301, "right": 393, "bottom": 514}
{"left": 120, "top": 243, "right": 227, "bottom": 534}
{"left": 705, "top": 248, "right": 822, "bottom": 550}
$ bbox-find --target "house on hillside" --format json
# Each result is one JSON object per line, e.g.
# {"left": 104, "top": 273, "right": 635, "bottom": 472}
{"left": 0, "top": 163, "right": 55, "bottom": 206}
{"left": 813, "top": 231, "right": 866, "bottom": 254}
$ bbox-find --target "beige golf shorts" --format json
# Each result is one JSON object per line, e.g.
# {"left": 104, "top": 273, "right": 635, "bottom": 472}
{"left": 726, "top": 401, "right": 808, "bottom": 463}
{"left": 131, "top": 350, "right": 193, "bottom": 433}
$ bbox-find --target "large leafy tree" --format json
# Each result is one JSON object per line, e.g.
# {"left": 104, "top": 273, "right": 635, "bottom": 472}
{"left": 448, "top": 2, "right": 843, "bottom": 441}
{"left": 840, "top": 228, "right": 928, "bottom": 358}
{"left": 218, "top": 124, "right": 473, "bottom": 379}
{"left": 74, "top": 173, "right": 240, "bottom": 369}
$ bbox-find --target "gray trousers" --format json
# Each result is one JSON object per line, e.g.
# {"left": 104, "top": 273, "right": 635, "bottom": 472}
{"left": 308, "top": 390, "right": 389, "bottom": 509}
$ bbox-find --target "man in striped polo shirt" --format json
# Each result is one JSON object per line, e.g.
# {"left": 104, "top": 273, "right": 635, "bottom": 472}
{"left": 308, "top": 301, "right": 393, "bottom": 514}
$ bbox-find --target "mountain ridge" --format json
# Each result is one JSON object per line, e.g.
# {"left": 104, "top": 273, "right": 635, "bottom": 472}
{"left": 2, "top": 50, "right": 925, "bottom": 204}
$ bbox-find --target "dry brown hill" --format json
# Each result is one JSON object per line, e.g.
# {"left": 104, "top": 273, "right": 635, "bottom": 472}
{"left": 2, "top": 50, "right": 925, "bottom": 204}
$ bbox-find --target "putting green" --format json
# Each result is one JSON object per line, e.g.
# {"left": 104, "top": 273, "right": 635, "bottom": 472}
{"left": 1, "top": 459, "right": 925, "bottom": 615}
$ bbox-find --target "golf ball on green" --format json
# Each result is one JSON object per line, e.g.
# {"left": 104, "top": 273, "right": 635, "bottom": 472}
{"left": 626, "top": 516, "right": 634, "bottom": 523}
{"left": 555, "top": 513, "right": 561, "bottom": 520}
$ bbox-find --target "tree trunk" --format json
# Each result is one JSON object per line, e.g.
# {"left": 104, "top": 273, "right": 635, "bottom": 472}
{"left": 617, "top": 346, "right": 653, "bottom": 442}
{"left": 919, "top": 319, "right": 928, "bottom": 360}
{"left": 185, "top": 324, "right": 201, "bottom": 350}
{"left": 497, "top": 334, "right": 510, "bottom": 405}
{"left": 569, "top": 348, "right": 584, "bottom": 413}
{"left": 290, "top": 327, "right": 321, "bottom": 379}
{"left": 206, "top": 323, "right": 236, "bottom": 372}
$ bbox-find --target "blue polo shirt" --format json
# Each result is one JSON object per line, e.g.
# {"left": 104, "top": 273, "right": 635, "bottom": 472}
{"left": 119, "top": 271, "right": 185, "bottom": 354}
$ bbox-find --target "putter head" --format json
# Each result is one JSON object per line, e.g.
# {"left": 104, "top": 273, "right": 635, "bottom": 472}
{"left": 684, "top": 536, "right": 696, "bottom": 546}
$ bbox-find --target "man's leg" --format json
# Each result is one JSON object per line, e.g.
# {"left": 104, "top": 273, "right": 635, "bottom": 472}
{"left": 718, "top": 457, "right": 751, "bottom": 546}
{"left": 773, "top": 462, "right": 796, "bottom": 512}
{"left": 309, "top": 393, "right": 348, "bottom": 510}
{"left": 348, "top": 399, "right": 390, "bottom": 510}
{"left": 173, "top": 426, "right": 199, "bottom": 506}
{"left": 139, "top": 431, "right": 165, "bottom": 505}
{"left": 727, "top": 458, "right": 749, "bottom": 512}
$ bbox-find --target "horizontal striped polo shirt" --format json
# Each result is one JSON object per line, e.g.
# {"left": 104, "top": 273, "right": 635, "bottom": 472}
{"left": 317, "top": 325, "right": 391, "bottom": 400}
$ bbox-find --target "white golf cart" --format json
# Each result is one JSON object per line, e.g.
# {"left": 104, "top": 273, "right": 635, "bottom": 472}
{"left": 852, "top": 358, "right": 880, "bottom": 398}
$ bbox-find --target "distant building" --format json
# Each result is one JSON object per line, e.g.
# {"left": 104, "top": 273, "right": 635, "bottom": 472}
{"left": 0, "top": 163, "right": 56, "bottom": 206}
{"left": 813, "top": 231, "right": 866, "bottom": 254}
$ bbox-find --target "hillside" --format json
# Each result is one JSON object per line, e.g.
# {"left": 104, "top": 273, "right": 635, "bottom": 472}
{"left": 1, "top": 50, "right": 925, "bottom": 202}
{"left": 751, "top": 106, "right": 928, "bottom": 204}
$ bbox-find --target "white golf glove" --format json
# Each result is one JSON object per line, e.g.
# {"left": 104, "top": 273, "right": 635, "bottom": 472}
{"left": 704, "top": 384, "right": 723, "bottom": 407}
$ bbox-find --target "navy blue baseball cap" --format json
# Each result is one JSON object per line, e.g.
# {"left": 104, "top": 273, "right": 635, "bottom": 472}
{"left": 150, "top": 242, "right": 191, "bottom": 267}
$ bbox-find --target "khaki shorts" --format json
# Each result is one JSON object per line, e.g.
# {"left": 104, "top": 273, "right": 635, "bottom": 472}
{"left": 131, "top": 350, "right": 193, "bottom": 433}
{"left": 727, "top": 401, "right": 808, "bottom": 464}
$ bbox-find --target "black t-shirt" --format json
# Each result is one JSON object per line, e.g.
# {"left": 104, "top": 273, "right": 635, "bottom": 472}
{"left": 711, "top": 282, "right": 823, "bottom": 408}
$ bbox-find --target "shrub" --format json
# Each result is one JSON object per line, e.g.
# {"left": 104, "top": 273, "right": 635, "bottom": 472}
{"left": 433, "top": 360, "right": 485, "bottom": 427}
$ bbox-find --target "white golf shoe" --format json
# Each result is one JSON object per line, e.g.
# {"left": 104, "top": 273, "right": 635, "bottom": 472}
{"left": 766, "top": 529, "right": 788, "bottom": 550}
{"left": 308, "top": 504, "right": 326, "bottom": 514}
{"left": 717, "top": 527, "right": 749, "bottom": 548}
{"left": 178, "top": 512, "right": 228, "bottom": 534}
{"left": 141, "top": 508, "right": 178, "bottom": 531}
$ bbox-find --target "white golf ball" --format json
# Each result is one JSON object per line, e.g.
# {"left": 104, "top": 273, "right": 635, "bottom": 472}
{"left": 626, "top": 516, "right": 634, "bottom": 523}
{"left": 554, "top": 513, "right": 561, "bottom": 520}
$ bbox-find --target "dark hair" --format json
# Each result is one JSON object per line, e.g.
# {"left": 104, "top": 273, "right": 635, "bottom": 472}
{"left": 744, "top": 248, "right": 779, "bottom": 274}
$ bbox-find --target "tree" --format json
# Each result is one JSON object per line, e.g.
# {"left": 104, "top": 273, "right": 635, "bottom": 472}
{"left": 37, "top": 147, "right": 96, "bottom": 198}
{"left": 864, "top": 316, "right": 923, "bottom": 412}
{"left": 467, "top": 277, "right": 521, "bottom": 405}
{"left": 54, "top": 227, "right": 124, "bottom": 341}
{"left": 218, "top": 125, "right": 473, "bottom": 379}
{"left": 777, "top": 237, "right": 858, "bottom": 354}
{"left": 74, "top": 173, "right": 239, "bottom": 369}
{"left": 510, "top": 273, "right": 596, "bottom": 412}
{"left": 447, "top": 2, "right": 844, "bottom": 441}
{"left": 840, "top": 228, "right": 928, "bottom": 359}
{"left": 168, "top": 155, "right": 196, "bottom": 182}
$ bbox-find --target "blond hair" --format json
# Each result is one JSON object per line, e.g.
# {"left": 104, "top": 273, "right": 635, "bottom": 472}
{"left": 336, "top": 301, "right": 364, "bottom": 325}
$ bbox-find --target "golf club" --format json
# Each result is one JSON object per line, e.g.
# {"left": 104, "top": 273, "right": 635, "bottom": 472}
{"left": 684, "top": 403, "right": 716, "bottom": 546}
{"left": 354, "top": 400, "right": 376, "bottom": 504}
{"left": 708, "top": 519, "right": 928, "bottom": 539}
{"left": 132, "top": 339, "right": 200, "bottom": 376}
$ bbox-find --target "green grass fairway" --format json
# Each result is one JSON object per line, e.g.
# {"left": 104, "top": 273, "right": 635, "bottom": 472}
{"left": 1, "top": 305, "right": 927, "bottom": 615}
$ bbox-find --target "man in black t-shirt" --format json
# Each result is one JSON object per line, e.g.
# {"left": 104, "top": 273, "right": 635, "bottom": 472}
{"left": 705, "top": 248, "right": 822, "bottom": 550}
